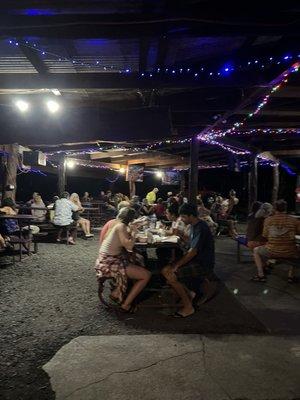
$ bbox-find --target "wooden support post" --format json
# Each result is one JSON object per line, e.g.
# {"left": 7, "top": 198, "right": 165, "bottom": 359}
{"left": 271, "top": 163, "right": 279, "bottom": 205}
{"left": 188, "top": 135, "right": 199, "bottom": 205}
{"left": 129, "top": 180, "right": 136, "bottom": 199}
{"left": 3, "top": 144, "right": 18, "bottom": 201}
{"left": 295, "top": 175, "right": 300, "bottom": 214}
{"left": 248, "top": 155, "right": 258, "bottom": 212}
{"left": 0, "top": 154, "right": 6, "bottom": 200}
{"left": 58, "top": 155, "right": 66, "bottom": 196}
{"left": 180, "top": 170, "right": 186, "bottom": 194}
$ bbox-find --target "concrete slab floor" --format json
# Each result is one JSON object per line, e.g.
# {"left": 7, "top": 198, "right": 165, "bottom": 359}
{"left": 43, "top": 334, "right": 300, "bottom": 400}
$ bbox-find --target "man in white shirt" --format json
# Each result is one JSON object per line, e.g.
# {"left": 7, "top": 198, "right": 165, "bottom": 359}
{"left": 53, "top": 192, "right": 79, "bottom": 244}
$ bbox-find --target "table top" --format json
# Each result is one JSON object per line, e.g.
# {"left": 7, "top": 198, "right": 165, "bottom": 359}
{"left": 0, "top": 214, "right": 36, "bottom": 220}
{"left": 17, "top": 206, "right": 49, "bottom": 211}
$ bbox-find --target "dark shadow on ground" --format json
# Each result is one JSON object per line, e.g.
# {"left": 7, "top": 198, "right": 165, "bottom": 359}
{"left": 114, "top": 283, "right": 267, "bottom": 334}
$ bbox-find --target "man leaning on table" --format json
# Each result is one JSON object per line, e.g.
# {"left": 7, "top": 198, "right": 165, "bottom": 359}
{"left": 162, "top": 203, "right": 215, "bottom": 318}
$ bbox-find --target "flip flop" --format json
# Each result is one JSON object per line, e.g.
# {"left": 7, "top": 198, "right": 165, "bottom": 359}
{"left": 173, "top": 310, "right": 195, "bottom": 318}
{"left": 119, "top": 304, "right": 138, "bottom": 314}
{"left": 288, "top": 277, "right": 298, "bottom": 284}
{"left": 251, "top": 275, "right": 266, "bottom": 283}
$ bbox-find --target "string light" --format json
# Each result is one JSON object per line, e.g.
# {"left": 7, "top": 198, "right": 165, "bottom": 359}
{"left": 6, "top": 38, "right": 300, "bottom": 78}
{"left": 65, "top": 159, "right": 75, "bottom": 169}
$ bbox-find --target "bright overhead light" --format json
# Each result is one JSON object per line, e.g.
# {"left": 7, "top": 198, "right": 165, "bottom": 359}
{"left": 66, "top": 160, "right": 75, "bottom": 169}
{"left": 119, "top": 167, "right": 126, "bottom": 174}
{"left": 15, "top": 100, "right": 29, "bottom": 112}
{"left": 46, "top": 100, "right": 60, "bottom": 113}
{"left": 51, "top": 89, "right": 61, "bottom": 96}
{"left": 155, "top": 171, "right": 163, "bottom": 178}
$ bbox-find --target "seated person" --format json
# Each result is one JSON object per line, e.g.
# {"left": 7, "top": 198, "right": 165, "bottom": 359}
{"left": 162, "top": 203, "right": 215, "bottom": 318}
{"left": 153, "top": 198, "right": 166, "bottom": 220}
{"left": 0, "top": 233, "right": 7, "bottom": 250}
{"left": 95, "top": 207, "right": 151, "bottom": 312}
{"left": 99, "top": 201, "right": 130, "bottom": 244}
{"left": 165, "top": 203, "right": 186, "bottom": 238}
{"left": 0, "top": 198, "right": 19, "bottom": 236}
{"left": 197, "top": 199, "right": 218, "bottom": 236}
{"left": 140, "top": 198, "right": 153, "bottom": 217}
{"left": 252, "top": 199, "right": 300, "bottom": 283}
{"left": 31, "top": 194, "right": 47, "bottom": 222}
{"left": 26, "top": 192, "right": 39, "bottom": 206}
{"left": 223, "top": 190, "right": 239, "bottom": 238}
{"left": 52, "top": 192, "right": 79, "bottom": 244}
{"left": 70, "top": 193, "right": 94, "bottom": 238}
{"left": 82, "top": 192, "right": 92, "bottom": 203}
{"left": 130, "top": 196, "right": 142, "bottom": 217}
{"left": 210, "top": 196, "right": 224, "bottom": 222}
{"left": 246, "top": 202, "right": 273, "bottom": 249}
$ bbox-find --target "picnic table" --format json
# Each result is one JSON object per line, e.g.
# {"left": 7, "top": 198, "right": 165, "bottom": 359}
{"left": 0, "top": 214, "right": 36, "bottom": 262}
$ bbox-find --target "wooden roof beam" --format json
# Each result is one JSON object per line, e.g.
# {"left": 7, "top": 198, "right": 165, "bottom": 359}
{"left": 18, "top": 41, "right": 48, "bottom": 75}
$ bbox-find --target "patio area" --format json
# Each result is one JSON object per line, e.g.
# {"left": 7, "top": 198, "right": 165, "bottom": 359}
{"left": 1, "top": 234, "right": 299, "bottom": 399}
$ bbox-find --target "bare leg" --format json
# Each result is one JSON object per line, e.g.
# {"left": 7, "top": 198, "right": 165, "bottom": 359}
{"left": 79, "top": 219, "right": 88, "bottom": 235}
{"left": 161, "top": 267, "right": 194, "bottom": 317}
{"left": 288, "top": 267, "right": 294, "bottom": 279}
{"left": 68, "top": 227, "right": 77, "bottom": 244}
{"left": 121, "top": 264, "right": 151, "bottom": 310}
{"left": 80, "top": 218, "right": 92, "bottom": 236}
{"left": 228, "top": 221, "right": 238, "bottom": 237}
{"left": 57, "top": 228, "right": 63, "bottom": 241}
{"left": 253, "top": 247, "right": 265, "bottom": 277}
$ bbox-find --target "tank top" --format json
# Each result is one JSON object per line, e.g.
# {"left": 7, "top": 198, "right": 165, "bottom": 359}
{"left": 99, "top": 222, "right": 124, "bottom": 256}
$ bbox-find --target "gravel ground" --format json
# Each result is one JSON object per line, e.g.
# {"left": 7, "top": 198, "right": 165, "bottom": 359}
{"left": 0, "top": 238, "right": 146, "bottom": 400}
{"left": 0, "top": 236, "right": 265, "bottom": 400}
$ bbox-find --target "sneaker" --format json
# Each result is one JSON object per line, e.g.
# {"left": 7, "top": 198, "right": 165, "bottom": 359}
{"left": 85, "top": 234, "right": 94, "bottom": 238}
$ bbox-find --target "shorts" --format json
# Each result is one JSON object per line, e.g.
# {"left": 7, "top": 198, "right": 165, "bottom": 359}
{"left": 176, "top": 261, "right": 214, "bottom": 295}
{"left": 255, "top": 246, "right": 273, "bottom": 261}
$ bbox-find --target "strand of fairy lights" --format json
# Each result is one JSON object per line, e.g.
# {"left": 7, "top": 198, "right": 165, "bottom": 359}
{"left": 7, "top": 38, "right": 300, "bottom": 78}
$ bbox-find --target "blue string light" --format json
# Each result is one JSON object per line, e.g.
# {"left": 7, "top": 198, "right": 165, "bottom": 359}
{"left": 6, "top": 38, "right": 300, "bottom": 78}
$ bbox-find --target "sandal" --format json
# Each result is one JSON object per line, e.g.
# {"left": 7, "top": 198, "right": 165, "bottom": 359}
{"left": 119, "top": 304, "right": 138, "bottom": 314}
{"left": 288, "top": 276, "right": 298, "bottom": 284}
{"left": 173, "top": 309, "right": 195, "bottom": 318}
{"left": 251, "top": 275, "right": 266, "bottom": 283}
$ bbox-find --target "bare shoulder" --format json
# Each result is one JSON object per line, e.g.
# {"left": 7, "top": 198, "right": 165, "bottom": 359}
{"left": 115, "top": 222, "right": 126, "bottom": 232}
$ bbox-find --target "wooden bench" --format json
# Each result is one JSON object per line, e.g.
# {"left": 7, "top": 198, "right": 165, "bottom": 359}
{"left": 9, "top": 236, "right": 32, "bottom": 263}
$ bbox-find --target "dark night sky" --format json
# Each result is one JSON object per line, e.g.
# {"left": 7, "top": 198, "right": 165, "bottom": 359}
{"left": 0, "top": 106, "right": 171, "bottom": 145}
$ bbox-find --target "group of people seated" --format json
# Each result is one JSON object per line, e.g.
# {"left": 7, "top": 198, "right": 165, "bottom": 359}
{"left": 245, "top": 199, "right": 300, "bottom": 283}
{"left": 95, "top": 202, "right": 215, "bottom": 318}
{"left": 96, "top": 187, "right": 239, "bottom": 239}
{"left": 0, "top": 191, "right": 95, "bottom": 249}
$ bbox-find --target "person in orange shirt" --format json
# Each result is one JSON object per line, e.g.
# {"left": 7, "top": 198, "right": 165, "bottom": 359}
{"left": 252, "top": 199, "right": 300, "bottom": 283}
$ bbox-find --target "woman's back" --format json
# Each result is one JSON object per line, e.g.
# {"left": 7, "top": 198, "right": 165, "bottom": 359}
{"left": 100, "top": 222, "right": 124, "bottom": 256}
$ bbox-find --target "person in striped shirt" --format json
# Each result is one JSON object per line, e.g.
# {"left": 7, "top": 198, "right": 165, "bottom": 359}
{"left": 252, "top": 199, "right": 300, "bottom": 283}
